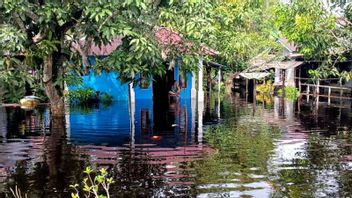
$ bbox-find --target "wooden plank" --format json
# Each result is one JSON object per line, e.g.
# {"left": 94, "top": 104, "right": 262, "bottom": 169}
{"left": 1, "top": 103, "right": 50, "bottom": 107}
{"left": 328, "top": 87, "right": 331, "bottom": 105}
{"left": 301, "top": 93, "right": 352, "bottom": 100}
{"left": 300, "top": 83, "right": 351, "bottom": 90}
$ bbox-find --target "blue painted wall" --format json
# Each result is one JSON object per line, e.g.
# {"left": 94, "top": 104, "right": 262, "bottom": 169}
{"left": 134, "top": 75, "right": 153, "bottom": 100}
{"left": 70, "top": 57, "right": 194, "bottom": 101}
{"left": 81, "top": 72, "right": 129, "bottom": 101}
{"left": 174, "top": 64, "right": 194, "bottom": 99}
{"left": 69, "top": 57, "right": 129, "bottom": 101}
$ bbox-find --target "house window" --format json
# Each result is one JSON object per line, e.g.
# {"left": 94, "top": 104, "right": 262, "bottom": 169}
{"left": 139, "top": 75, "right": 150, "bottom": 89}
{"left": 179, "top": 73, "right": 187, "bottom": 88}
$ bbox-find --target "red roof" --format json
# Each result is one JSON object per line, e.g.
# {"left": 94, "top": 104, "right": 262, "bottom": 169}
{"left": 72, "top": 27, "right": 218, "bottom": 56}
{"left": 72, "top": 37, "right": 123, "bottom": 56}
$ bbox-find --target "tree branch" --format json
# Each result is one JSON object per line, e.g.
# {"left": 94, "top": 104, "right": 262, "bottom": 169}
{"left": 25, "top": 11, "right": 39, "bottom": 21}
{"left": 13, "top": 13, "right": 27, "bottom": 34}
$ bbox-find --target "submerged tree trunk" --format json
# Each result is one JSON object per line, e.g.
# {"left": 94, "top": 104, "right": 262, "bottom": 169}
{"left": 43, "top": 55, "right": 65, "bottom": 117}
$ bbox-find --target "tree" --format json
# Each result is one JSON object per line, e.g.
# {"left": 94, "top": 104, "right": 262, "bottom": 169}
{"left": 273, "top": 0, "right": 352, "bottom": 82}
{"left": 158, "top": 0, "right": 281, "bottom": 72}
{"left": 0, "top": 0, "right": 167, "bottom": 117}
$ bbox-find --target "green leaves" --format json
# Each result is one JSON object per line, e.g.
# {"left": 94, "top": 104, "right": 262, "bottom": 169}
{"left": 0, "top": 25, "right": 26, "bottom": 52}
{"left": 274, "top": 0, "right": 341, "bottom": 60}
{"left": 70, "top": 166, "right": 115, "bottom": 198}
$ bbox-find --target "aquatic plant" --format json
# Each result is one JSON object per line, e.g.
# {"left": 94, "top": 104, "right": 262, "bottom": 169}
{"left": 100, "top": 93, "right": 113, "bottom": 106}
{"left": 278, "top": 86, "right": 300, "bottom": 100}
{"left": 67, "top": 88, "right": 114, "bottom": 106}
{"left": 70, "top": 167, "right": 114, "bottom": 198}
{"left": 67, "top": 87, "right": 97, "bottom": 104}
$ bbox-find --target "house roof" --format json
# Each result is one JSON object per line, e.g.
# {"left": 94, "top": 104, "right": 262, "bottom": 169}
{"left": 239, "top": 72, "right": 271, "bottom": 80}
{"left": 277, "top": 38, "right": 297, "bottom": 53}
{"left": 73, "top": 27, "right": 218, "bottom": 57}
{"left": 266, "top": 61, "right": 304, "bottom": 70}
{"left": 247, "top": 60, "right": 304, "bottom": 72}
{"left": 72, "top": 37, "right": 123, "bottom": 56}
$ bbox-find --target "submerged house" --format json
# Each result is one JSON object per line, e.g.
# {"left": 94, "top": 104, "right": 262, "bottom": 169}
{"left": 68, "top": 28, "right": 220, "bottom": 146}
{"left": 71, "top": 27, "right": 218, "bottom": 102}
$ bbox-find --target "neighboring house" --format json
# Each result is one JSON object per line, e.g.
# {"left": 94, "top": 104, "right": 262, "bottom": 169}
{"left": 272, "top": 38, "right": 304, "bottom": 87}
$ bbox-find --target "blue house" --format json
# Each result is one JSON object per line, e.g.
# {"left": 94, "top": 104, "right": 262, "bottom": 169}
{"left": 76, "top": 57, "right": 195, "bottom": 102}
{"left": 68, "top": 30, "right": 220, "bottom": 146}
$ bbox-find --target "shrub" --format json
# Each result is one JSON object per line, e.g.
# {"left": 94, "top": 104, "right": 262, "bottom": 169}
{"left": 70, "top": 167, "right": 114, "bottom": 198}
{"left": 100, "top": 93, "right": 113, "bottom": 106}
{"left": 67, "top": 88, "right": 114, "bottom": 106}
{"left": 67, "top": 88, "right": 97, "bottom": 105}
{"left": 278, "top": 86, "right": 300, "bottom": 100}
{"left": 256, "top": 81, "right": 274, "bottom": 94}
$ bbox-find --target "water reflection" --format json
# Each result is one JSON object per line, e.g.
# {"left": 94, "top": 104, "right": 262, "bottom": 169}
{"left": 0, "top": 93, "right": 351, "bottom": 197}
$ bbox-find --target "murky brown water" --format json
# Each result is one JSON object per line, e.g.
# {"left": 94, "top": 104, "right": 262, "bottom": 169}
{"left": 0, "top": 95, "right": 351, "bottom": 197}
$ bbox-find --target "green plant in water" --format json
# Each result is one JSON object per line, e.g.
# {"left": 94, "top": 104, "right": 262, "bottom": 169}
{"left": 67, "top": 87, "right": 97, "bottom": 105}
{"left": 70, "top": 167, "right": 114, "bottom": 198}
{"left": 100, "top": 93, "right": 113, "bottom": 106}
{"left": 278, "top": 86, "right": 300, "bottom": 100}
{"left": 67, "top": 88, "right": 113, "bottom": 107}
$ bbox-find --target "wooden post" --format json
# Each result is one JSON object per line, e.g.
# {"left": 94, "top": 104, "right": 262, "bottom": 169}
{"left": 245, "top": 78, "right": 249, "bottom": 102}
{"left": 298, "top": 79, "right": 301, "bottom": 93}
{"left": 282, "top": 69, "right": 286, "bottom": 88}
{"left": 253, "top": 79, "right": 257, "bottom": 116}
{"left": 198, "top": 57, "right": 204, "bottom": 102}
{"left": 245, "top": 79, "right": 248, "bottom": 94}
{"left": 316, "top": 79, "right": 320, "bottom": 95}
{"left": 128, "top": 82, "right": 135, "bottom": 149}
{"left": 328, "top": 87, "right": 331, "bottom": 105}
{"left": 298, "top": 67, "right": 301, "bottom": 92}
{"left": 307, "top": 85, "right": 310, "bottom": 102}
{"left": 218, "top": 69, "right": 221, "bottom": 93}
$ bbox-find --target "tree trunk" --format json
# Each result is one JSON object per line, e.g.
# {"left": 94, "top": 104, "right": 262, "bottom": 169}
{"left": 43, "top": 55, "right": 65, "bottom": 117}
{"left": 225, "top": 73, "right": 237, "bottom": 95}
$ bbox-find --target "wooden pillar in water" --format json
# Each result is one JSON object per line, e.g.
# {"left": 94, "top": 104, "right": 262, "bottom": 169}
{"left": 316, "top": 79, "right": 320, "bottom": 95}
{"left": 217, "top": 69, "right": 221, "bottom": 119}
{"left": 197, "top": 57, "right": 204, "bottom": 146}
{"left": 298, "top": 68, "right": 301, "bottom": 92}
{"left": 328, "top": 87, "right": 331, "bottom": 105}
{"left": 307, "top": 85, "right": 310, "bottom": 102}
{"left": 245, "top": 79, "right": 249, "bottom": 102}
{"left": 253, "top": 79, "right": 257, "bottom": 116}
{"left": 198, "top": 58, "right": 204, "bottom": 102}
{"left": 218, "top": 69, "right": 221, "bottom": 93}
{"left": 128, "top": 82, "right": 135, "bottom": 148}
{"left": 206, "top": 66, "right": 212, "bottom": 109}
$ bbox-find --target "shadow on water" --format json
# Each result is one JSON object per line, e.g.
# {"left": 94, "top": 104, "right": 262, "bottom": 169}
{"left": 0, "top": 91, "right": 351, "bottom": 197}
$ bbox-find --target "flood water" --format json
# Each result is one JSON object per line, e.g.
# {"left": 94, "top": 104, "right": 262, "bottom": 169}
{"left": 0, "top": 94, "right": 351, "bottom": 197}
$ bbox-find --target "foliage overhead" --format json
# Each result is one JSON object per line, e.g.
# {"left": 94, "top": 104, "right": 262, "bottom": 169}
{"left": 0, "top": 0, "right": 351, "bottom": 105}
